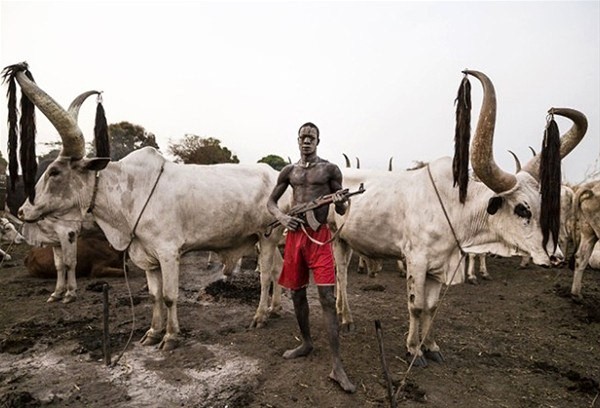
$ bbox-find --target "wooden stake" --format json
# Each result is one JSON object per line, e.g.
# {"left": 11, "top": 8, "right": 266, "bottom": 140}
{"left": 375, "top": 320, "right": 397, "bottom": 408}
{"left": 102, "top": 284, "right": 111, "bottom": 366}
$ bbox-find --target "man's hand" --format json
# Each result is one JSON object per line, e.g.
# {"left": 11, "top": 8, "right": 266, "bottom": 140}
{"left": 279, "top": 214, "right": 304, "bottom": 231}
{"left": 332, "top": 190, "right": 348, "bottom": 204}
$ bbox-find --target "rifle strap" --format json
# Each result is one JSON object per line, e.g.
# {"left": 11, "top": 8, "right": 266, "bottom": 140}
{"left": 300, "top": 199, "right": 352, "bottom": 246}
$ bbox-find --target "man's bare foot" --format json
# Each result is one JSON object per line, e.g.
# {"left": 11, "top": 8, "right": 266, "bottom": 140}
{"left": 282, "top": 343, "right": 313, "bottom": 359}
{"left": 329, "top": 367, "right": 356, "bottom": 393}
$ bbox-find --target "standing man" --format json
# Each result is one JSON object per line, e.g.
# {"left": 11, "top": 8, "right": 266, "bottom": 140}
{"left": 267, "top": 122, "right": 356, "bottom": 393}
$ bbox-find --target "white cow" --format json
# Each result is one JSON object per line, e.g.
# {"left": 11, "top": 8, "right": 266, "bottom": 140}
{"left": 570, "top": 179, "right": 600, "bottom": 299}
{"left": 7, "top": 62, "right": 288, "bottom": 351}
{"left": 330, "top": 70, "right": 587, "bottom": 366}
{"left": 0, "top": 216, "right": 26, "bottom": 261}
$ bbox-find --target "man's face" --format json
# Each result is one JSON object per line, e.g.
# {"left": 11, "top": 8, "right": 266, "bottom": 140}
{"left": 298, "top": 126, "right": 319, "bottom": 155}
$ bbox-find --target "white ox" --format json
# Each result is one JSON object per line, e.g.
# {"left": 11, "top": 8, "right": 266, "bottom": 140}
{"left": 9, "top": 63, "right": 287, "bottom": 351}
{"left": 0, "top": 217, "right": 26, "bottom": 261}
{"left": 330, "top": 70, "right": 587, "bottom": 366}
{"left": 570, "top": 179, "right": 600, "bottom": 299}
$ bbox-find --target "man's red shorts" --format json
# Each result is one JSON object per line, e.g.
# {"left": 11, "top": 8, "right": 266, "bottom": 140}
{"left": 278, "top": 225, "right": 336, "bottom": 290}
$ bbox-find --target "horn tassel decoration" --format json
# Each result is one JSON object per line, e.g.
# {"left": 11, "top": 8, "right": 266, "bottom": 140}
{"left": 94, "top": 94, "right": 110, "bottom": 158}
{"left": 452, "top": 75, "right": 471, "bottom": 204}
{"left": 2, "top": 65, "right": 20, "bottom": 191}
{"left": 20, "top": 70, "right": 38, "bottom": 203}
{"left": 1, "top": 63, "right": 37, "bottom": 203}
{"left": 539, "top": 115, "right": 561, "bottom": 254}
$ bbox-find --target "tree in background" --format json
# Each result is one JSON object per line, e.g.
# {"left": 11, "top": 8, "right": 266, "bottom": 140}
{"left": 169, "top": 134, "right": 239, "bottom": 164}
{"left": 108, "top": 121, "right": 160, "bottom": 161}
{"left": 258, "top": 154, "right": 288, "bottom": 171}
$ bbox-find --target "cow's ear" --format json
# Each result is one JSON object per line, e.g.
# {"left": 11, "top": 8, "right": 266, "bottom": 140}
{"left": 487, "top": 196, "right": 503, "bottom": 215}
{"left": 80, "top": 157, "right": 110, "bottom": 172}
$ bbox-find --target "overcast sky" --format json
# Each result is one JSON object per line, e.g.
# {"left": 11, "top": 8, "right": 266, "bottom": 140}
{"left": 1, "top": 1, "right": 598, "bottom": 183}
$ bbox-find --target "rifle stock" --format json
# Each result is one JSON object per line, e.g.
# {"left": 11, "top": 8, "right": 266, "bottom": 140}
{"left": 265, "top": 183, "right": 365, "bottom": 236}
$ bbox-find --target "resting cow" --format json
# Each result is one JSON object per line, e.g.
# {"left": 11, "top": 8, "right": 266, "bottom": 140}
{"left": 6, "top": 62, "right": 289, "bottom": 351}
{"left": 330, "top": 70, "right": 586, "bottom": 366}
{"left": 24, "top": 229, "right": 123, "bottom": 279}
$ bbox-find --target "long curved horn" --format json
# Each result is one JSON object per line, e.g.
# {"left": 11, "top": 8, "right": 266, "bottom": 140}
{"left": 12, "top": 64, "right": 85, "bottom": 159}
{"left": 342, "top": 153, "right": 351, "bottom": 168}
{"left": 507, "top": 150, "right": 521, "bottom": 172}
{"left": 522, "top": 108, "right": 588, "bottom": 178}
{"left": 68, "top": 90, "right": 101, "bottom": 122}
{"left": 465, "top": 70, "right": 516, "bottom": 193}
{"left": 356, "top": 157, "right": 360, "bottom": 169}
{"left": 388, "top": 156, "right": 393, "bottom": 171}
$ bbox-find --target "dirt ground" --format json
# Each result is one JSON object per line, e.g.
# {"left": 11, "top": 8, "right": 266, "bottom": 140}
{"left": 0, "top": 243, "right": 599, "bottom": 408}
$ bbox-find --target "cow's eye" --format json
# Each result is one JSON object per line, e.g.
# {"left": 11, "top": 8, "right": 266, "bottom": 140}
{"left": 514, "top": 203, "right": 531, "bottom": 219}
{"left": 48, "top": 169, "right": 60, "bottom": 177}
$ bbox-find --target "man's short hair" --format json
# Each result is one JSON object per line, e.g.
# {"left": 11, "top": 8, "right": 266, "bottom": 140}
{"left": 298, "top": 122, "right": 319, "bottom": 138}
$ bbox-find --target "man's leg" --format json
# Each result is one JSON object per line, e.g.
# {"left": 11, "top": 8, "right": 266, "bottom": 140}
{"left": 283, "top": 287, "right": 314, "bottom": 359}
{"left": 318, "top": 285, "right": 356, "bottom": 393}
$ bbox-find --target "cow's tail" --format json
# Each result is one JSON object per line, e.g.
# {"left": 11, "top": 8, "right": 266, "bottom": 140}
{"left": 1, "top": 62, "right": 37, "bottom": 203}
{"left": 453, "top": 73, "right": 471, "bottom": 204}
{"left": 540, "top": 113, "right": 561, "bottom": 255}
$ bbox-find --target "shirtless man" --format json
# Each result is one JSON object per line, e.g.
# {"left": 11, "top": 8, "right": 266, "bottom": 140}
{"left": 267, "top": 122, "right": 356, "bottom": 393}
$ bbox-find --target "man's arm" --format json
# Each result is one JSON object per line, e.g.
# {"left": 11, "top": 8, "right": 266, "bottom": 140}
{"left": 267, "top": 165, "right": 303, "bottom": 231}
{"left": 329, "top": 165, "right": 348, "bottom": 216}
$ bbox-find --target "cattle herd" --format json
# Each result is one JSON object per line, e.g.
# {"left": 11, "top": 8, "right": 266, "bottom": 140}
{"left": 0, "top": 63, "right": 598, "bottom": 370}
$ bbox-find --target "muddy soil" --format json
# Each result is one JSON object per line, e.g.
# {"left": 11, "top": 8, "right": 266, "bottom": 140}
{"left": 0, "top": 243, "right": 598, "bottom": 408}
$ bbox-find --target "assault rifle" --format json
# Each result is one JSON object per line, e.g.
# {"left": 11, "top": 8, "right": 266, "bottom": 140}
{"left": 265, "top": 183, "right": 365, "bottom": 236}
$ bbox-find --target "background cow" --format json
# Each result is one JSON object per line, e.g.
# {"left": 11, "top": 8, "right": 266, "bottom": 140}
{"left": 570, "top": 179, "right": 600, "bottom": 299}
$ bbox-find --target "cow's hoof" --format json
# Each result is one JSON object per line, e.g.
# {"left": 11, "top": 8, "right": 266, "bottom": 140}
{"left": 249, "top": 318, "right": 266, "bottom": 329}
{"left": 570, "top": 294, "right": 583, "bottom": 304}
{"left": 407, "top": 352, "right": 428, "bottom": 367}
{"left": 159, "top": 338, "right": 179, "bottom": 351}
{"left": 62, "top": 295, "right": 76, "bottom": 304}
{"left": 467, "top": 277, "right": 478, "bottom": 285}
{"left": 481, "top": 275, "right": 492, "bottom": 281}
{"left": 339, "top": 322, "right": 355, "bottom": 333}
{"left": 423, "top": 349, "right": 444, "bottom": 363}
{"left": 140, "top": 332, "right": 162, "bottom": 346}
{"left": 47, "top": 294, "right": 62, "bottom": 303}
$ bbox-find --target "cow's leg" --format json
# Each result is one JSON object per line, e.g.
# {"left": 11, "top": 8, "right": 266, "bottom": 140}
{"left": 466, "top": 253, "right": 478, "bottom": 284}
{"left": 332, "top": 239, "right": 354, "bottom": 332}
{"left": 571, "top": 230, "right": 597, "bottom": 300}
{"left": 0, "top": 248, "right": 11, "bottom": 261}
{"left": 420, "top": 276, "right": 444, "bottom": 363}
{"left": 397, "top": 258, "right": 407, "bottom": 277}
{"left": 61, "top": 239, "right": 78, "bottom": 303}
{"left": 479, "top": 254, "right": 491, "bottom": 280}
{"left": 367, "top": 258, "right": 382, "bottom": 278}
{"left": 269, "top": 245, "right": 283, "bottom": 316}
{"left": 140, "top": 267, "right": 165, "bottom": 347}
{"left": 357, "top": 256, "right": 366, "bottom": 274}
{"left": 251, "top": 236, "right": 280, "bottom": 328}
{"left": 519, "top": 255, "right": 531, "bottom": 269}
{"left": 406, "top": 260, "right": 427, "bottom": 367}
{"left": 48, "top": 246, "right": 67, "bottom": 302}
{"left": 158, "top": 256, "right": 180, "bottom": 351}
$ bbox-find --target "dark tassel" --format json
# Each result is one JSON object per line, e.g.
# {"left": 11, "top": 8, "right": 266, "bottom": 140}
{"left": 452, "top": 76, "right": 471, "bottom": 203}
{"left": 19, "top": 70, "right": 37, "bottom": 204}
{"left": 2, "top": 69, "right": 19, "bottom": 191}
{"left": 94, "top": 95, "right": 110, "bottom": 158}
{"left": 539, "top": 117, "right": 561, "bottom": 255}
